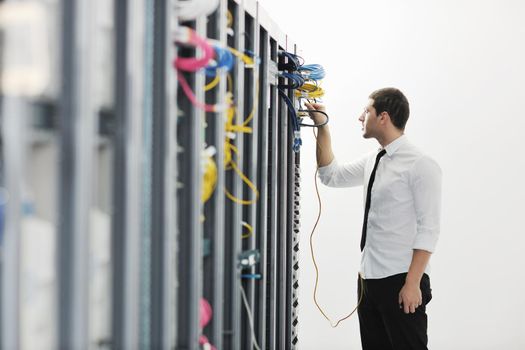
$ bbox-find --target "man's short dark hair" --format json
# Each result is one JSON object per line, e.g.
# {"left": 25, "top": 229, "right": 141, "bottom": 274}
{"left": 369, "top": 88, "right": 410, "bottom": 130}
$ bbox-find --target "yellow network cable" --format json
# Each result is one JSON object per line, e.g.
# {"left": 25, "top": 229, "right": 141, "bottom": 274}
{"left": 227, "top": 47, "right": 255, "bottom": 67}
{"left": 296, "top": 81, "right": 325, "bottom": 99}
{"left": 227, "top": 73, "right": 233, "bottom": 93}
{"left": 241, "top": 221, "right": 254, "bottom": 239}
{"left": 202, "top": 154, "right": 218, "bottom": 203}
{"left": 222, "top": 70, "right": 260, "bottom": 205}
{"left": 227, "top": 10, "right": 233, "bottom": 28}
{"left": 204, "top": 75, "right": 220, "bottom": 91}
{"left": 195, "top": 34, "right": 259, "bottom": 206}
{"left": 207, "top": 31, "right": 260, "bottom": 206}
{"left": 224, "top": 137, "right": 259, "bottom": 205}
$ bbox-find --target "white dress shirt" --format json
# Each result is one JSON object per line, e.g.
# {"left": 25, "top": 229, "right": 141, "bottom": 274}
{"left": 317, "top": 135, "right": 442, "bottom": 279}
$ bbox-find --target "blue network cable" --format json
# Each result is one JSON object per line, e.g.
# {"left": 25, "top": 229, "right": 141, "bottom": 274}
{"left": 244, "top": 49, "right": 261, "bottom": 65}
{"left": 279, "top": 72, "right": 305, "bottom": 89}
{"left": 278, "top": 89, "right": 302, "bottom": 152}
{"left": 205, "top": 45, "right": 234, "bottom": 76}
{"left": 278, "top": 50, "right": 303, "bottom": 71}
{"left": 298, "top": 64, "right": 325, "bottom": 80}
{"left": 276, "top": 50, "right": 327, "bottom": 151}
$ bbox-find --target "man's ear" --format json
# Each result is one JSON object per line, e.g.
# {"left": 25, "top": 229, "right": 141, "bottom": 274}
{"left": 378, "top": 111, "right": 390, "bottom": 125}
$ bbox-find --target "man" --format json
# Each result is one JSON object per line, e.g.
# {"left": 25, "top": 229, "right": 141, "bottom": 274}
{"left": 305, "top": 87, "right": 442, "bottom": 350}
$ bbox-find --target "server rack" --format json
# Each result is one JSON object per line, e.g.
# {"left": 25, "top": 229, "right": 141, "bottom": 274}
{"left": 172, "top": 1, "right": 305, "bottom": 348}
{"left": 0, "top": 0, "right": 306, "bottom": 349}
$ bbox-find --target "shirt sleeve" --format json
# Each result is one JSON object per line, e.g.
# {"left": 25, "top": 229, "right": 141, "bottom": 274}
{"left": 317, "top": 152, "right": 370, "bottom": 188}
{"left": 410, "top": 156, "right": 442, "bottom": 253}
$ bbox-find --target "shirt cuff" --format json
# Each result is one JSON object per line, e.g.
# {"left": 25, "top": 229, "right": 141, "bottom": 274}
{"left": 412, "top": 232, "right": 439, "bottom": 253}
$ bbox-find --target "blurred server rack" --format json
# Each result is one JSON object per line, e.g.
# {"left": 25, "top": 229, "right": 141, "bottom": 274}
{"left": 0, "top": 0, "right": 304, "bottom": 349}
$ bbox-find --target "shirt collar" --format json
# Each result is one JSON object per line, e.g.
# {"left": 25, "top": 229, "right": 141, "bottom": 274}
{"left": 380, "top": 134, "right": 408, "bottom": 157}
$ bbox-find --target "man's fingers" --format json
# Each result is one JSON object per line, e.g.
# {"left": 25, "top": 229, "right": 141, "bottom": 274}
{"left": 400, "top": 297, "right": 420, "bottom": 314}
{"left": 304, "top": 102, "right": 325, "bottom": 111}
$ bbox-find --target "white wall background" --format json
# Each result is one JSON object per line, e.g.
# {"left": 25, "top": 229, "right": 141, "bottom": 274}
{"left": 259, "top": 0, "right": 525, "bottom": 349}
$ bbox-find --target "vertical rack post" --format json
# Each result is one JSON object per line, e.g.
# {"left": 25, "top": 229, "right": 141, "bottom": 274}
{"left": 57, "top": 0, "right": 95, "bottom": 347}
{"left": 266, "top": 36, "right": 279, "bottom": 350}
{"left": 276, "top": 39, "right": 289, "bottom": 350}
{"left": 240, "top": 1, "right": 260, "bottom": 349}
{"left": 287, "top": 40, "right": 301, "bottom": 350}
{"left": 254, "top": 14, "right": 269, "bottom": 350}
{"left": 140, "top": 0, "right": 155, "bottom": 346}
{"left": 203, "top": 1, "right": 227, "bottom": 349}
{"left": 0, "top": 97, "right": 26, "bottom": 350}
{"left": 175, "top": 6, "right": 205, "bottom": 350}
{"left": 149, "top": 0, "right": 177, "bottom": 348}
{"left": 111, "top": 0, "right": 145, "bottom": 347}
{"left": 111, "top": 0, "right": 128, "bottom": 347}
{"left": 223, "top": 1, "right": 244, "bottom": 349}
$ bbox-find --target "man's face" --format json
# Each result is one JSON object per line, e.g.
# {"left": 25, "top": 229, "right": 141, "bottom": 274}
{"left": 358, "top": 99, "right": 379, "bottom": 139}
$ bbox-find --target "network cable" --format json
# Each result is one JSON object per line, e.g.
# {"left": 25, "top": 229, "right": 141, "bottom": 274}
{"left": 298, "top": 63, "right": 325, "bottom": 80}
{"left": 205, "top": 45, "right": 235, "bottom": 77}
{"left": 278, "top": 89, "right": 302, "bottom": 152}
{"left": 227, "top": 46, "right": 255, "bottom": 67}
{"left": 310, "top": 128, "right": 364, "bottom": 328}
{"left": 222, "top": 48, "right": 260, "bottom": 205}
{"left": 226, "top": 10, "right": 233, "bottom": 28}
{"left": 174, "top": 27, "right": 215, "bottom": 71}
{"left": 204, "top": 45, "right": 234, "bottom": 92}
{"left": 277, "top": 50, "right": 306, "bottom": 152}
{"left": 174, "top": 26, "right": 228, "bottom": 113}
{"left": 279, "top": 72, "right": 305, "bottom": 89}
{"left": 240, "top": 285, "right": 262, "bottom": 350}
{"left": 201, "top": 147, "right": 217, "bottom": 203}
{"left": 224, "top": 138, "right": 259, "bottom": 205}
{"left": 297, "top": 108, "right": 329, "bottom": 127}
{"left": 241, "top": 221, "right": 254, "bottom": 239}
{"left": 224, "top": 133, "right": 259, "bottom": 206}
{"left": 278, "top": 50, "right": 304, "bottom": 71}
{"left": 296, "top": 82, "right": 325, "bottom": 100}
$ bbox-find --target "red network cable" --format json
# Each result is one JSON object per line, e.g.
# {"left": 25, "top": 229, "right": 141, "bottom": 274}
{"left": 174, "top": 26, "right": 215, "bottom": 72}
{"left": 174, "top": 26, "right": 226, "bottom": 113}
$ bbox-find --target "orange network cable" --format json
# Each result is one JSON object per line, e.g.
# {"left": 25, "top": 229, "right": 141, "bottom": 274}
{"left": 310, "top": 127, "right": 364, "bottom": 328}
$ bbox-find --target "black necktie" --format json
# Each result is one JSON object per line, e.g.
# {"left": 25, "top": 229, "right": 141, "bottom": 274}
{"left": 360, "top": 149, "right": 387, "bottom": 251}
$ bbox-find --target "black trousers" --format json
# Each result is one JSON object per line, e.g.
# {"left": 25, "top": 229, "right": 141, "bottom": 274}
{"left": 357, "top": 272, "right": 432, "bottom": 350}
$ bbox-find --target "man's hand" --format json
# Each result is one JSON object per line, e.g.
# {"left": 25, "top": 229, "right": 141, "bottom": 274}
{"left": 304, "top": 102, "right": 327, "bottom": 125}
{"left": 398, "top": 281, "right": 422, "bottom": 314}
